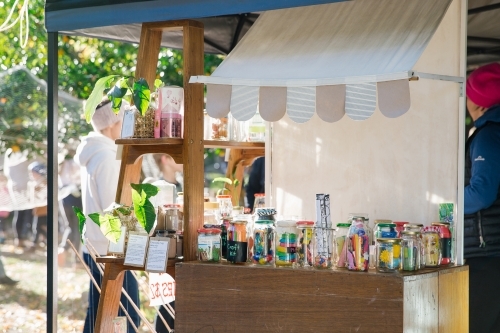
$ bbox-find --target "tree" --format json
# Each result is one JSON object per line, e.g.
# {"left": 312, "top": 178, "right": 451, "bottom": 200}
{"left": 0, "top": 0, "right": 224, "bottom": 156}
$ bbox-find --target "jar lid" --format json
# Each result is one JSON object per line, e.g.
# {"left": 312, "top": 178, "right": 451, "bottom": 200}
{"left": 393, "top": 221, "right": 409, "bottom": 225}
{"left": 256, "top": 220, "right": 274, "bottom": 224}
{"left": 296, "top": 220, "right": 315, "bottom": 227}
{"left": 204, "top": 202, "right": 219, "bottom": 210}
{"left": 374, "top": 219, "right": 392, "bottom": 224}
{"left": 164, "top": 204, "right": 181, "bottom": 209}
{"left": 255, "top": 207, "right": 277, "bottom": 216}
{"left": 377, "top": 223, "right": 396, "bottom": 227}
{"left": 254, "top": 193, "right": 265, "bottom": 197}
{"left": 197, "top": 228, "right": 222, "bottom": 234}
{"left": 276, "top": 220, "right": 297, "bottom": 227}
{"left": 401, "top": 230, "right": 419, "bottom": 235}
{"left": 216, "top": 194, "right": 232, "bottom": 199}
{"left": 232, "top": 220, "right": 248, "bottom": 224}
{"left": 431, "top": 222, "right": 450, "bottom": 226}
{"left": 377, "top": 238, "right": 401, "bottom": 243}
{"left": 336, "top": 223, "right": 351, "bottom": 227}
{"left": 405, "top": 223, "right": 424, "bottom": 228}
{"left": 178, "top": 192, "right": 184, "bottom": 196}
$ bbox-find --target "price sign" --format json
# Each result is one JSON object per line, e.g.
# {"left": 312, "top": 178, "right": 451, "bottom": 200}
{"left": 149, "top": 273, "right": 175, "bottom": 306}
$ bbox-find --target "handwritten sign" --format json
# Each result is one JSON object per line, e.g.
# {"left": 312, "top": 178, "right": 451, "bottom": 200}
{"left": 124, "top": 232, "right": 149, "bottom": 267}
{"left": 145, "top": 237, "right": 170, "bottom": 273}
{"left": 226, "top": 241, "right": 247, "bottom": 263}
{"left": 149, "top": 273, "right": 175, "bottom": 306}
{"left": 121, "top": 108, "right": 136, "bottom": 139}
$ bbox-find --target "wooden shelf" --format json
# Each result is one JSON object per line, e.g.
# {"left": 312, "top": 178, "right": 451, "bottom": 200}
{"left": 116, "top": 137, "right": 264, "bottom": 150}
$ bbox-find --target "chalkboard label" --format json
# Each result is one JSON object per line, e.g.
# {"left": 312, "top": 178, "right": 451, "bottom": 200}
{"left": 227, "top": 240, "right": 248, "bottom": 263}
{"left": 440, "top": 238, "right": 451, "bottom": 259}
{"left": 221, "top": 225, "right": 228, "bottom": 259}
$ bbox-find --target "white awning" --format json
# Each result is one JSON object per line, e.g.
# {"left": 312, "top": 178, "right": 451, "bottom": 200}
{"left": 191, "top": 0, "right": 462, "bottom": 123}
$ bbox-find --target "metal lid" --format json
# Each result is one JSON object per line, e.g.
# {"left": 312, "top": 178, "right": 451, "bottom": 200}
{"left": 431, "top": 222, "right": 450, "bottom": 226}
{"left": 276, "top": 220, "right": 297, "bottom": 227}
{"left": 374, "top": 219, "right": 392, "bottom": 224}
{"left": 254, "top": 193, "right": 265, "bottom": 197}
{"left": 336, "top": 223, "right": 351, "bottom": 227}
{"left": 296, "top": 220, "right": 315, "bottom": 227}
{"left": 401, "top": 230, "right": 419, "bottom": 235}
{"left": 377, "top": 223, "right": 396, "bottom": 228}
{"left": 393, "top": 221, "right": 410, "bottom": 225}
{"left": 216, "top": 194, "right": 231, "bottom": 198}
{"left": 164, "top": 204, "right": 181, "bottom": 209}
{"left": 405, "top": 223, "right": 424, "bottom": 228}
{"left": 376, "top": 238, "right": 401, "bottom": 243}
{"left": 197, "top": 228, "right": 222, "bottom": 234}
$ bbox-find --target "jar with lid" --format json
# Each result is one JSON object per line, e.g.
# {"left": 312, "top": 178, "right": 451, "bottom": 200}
{"left": 164, "top": 204, "right": 181, "bottom": 231}
{"left": 313, "top": 227, "right": 334, "bottom": 269}
{"left": 217, "top": 194, "right": 233, "bottom": 220}
{"left": 346, "top": 219, "right": 370, "bottom": 271}
{"left": 376, "top": 238, "right": 401, "bottom": 273}
{"left": 422, "top": 228, "right": 441, "bottom": 267}
{"left": 393, "top": 221, "right": 409, "bottom": 237}
{"left": 156, "top": 230, "right": 178, "bottom": 259}
{"left": 400, "top": 231, "right": 420, "bottom": 271}
{"left": 296, "top": 221, "right": 315, "bottom": 268}
{"left": 253, "top": 193, "right": 266, "bottom": 213}
{"left": 335, "top": 223, "right": 351, "bottom": 268}
{"left": 374, "top": 223, "right": 398, "bottom": 239}
{"left": 227, "top": 217, "right": 249, "bottom": 263}
{"left": 373, "top": 220, "right": 392, "bottom": 244}
{"left": 210, "top": 117, "right": 229, "bottom": 140}
{"left": 248, "top": 112, "right": 265, "bottom": 142}
{"left": 350, "top": 214, "right": 372, "bottom": 246}
{"left": 404, "top": 223, "right": 423, "bottom": 232}
{"left": 431, "top": 222, "right": 452, "bottom": 265}
{"left": 229, "top": 112, "right": 250, "bottom": 142}
{"left": 197, "top": 228, "right": 222, "bottom": 262}
{"left": 275, "top": 220, "right": 298, "bottom": 267}
{"left": 252, "top": 220, "right": 275, "bottom": 265}
{"left": 204, "top": 202, "right": 220, "bottom": 226}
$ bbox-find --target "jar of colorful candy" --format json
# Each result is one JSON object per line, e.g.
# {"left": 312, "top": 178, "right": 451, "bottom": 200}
{"left": 197, "top": 228, "right": 222, "bottom": 262}
{"left": 227, "top": 218, "right": 249, "bottom": 263}
{"left": 275, "top": 220, "right": 298, "bottom": 267}
{"left": 252, "top": 220, "right": 275, "bottom": 265}
{"left": 374, "top": 223, "right": 398, "bottom": 239}
{"left": 422, "top": 228, "right": 441, "bottom": 267}
{"left": 376, "top": 238, "right": 401, "bottom": 273}
{"left": 346, "top": 219, "right": 370, "bottom": 271}
{"left": 431, "top": 222, "right": 452, "bottom": 265}
{"left": 400, "top": 231, "right": 419, "bottom": 271}
{"left": 296, "top": 221, "right": 314, "bottom": 268}
{"left": 335, "top": 223, "right": 351, "bottom": 268}
{"left": 313, "top": 227, "right": 334, "bottom": 269}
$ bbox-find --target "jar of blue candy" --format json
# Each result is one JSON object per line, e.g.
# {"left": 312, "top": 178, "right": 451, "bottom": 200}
{"left": 275, "top": 220, "right": 298, "bottom": 267}
{"left": 374, "top": 223, "right": 398, "bottom": 239}
{"left": 251, "top": 220, "right": 275, "bottom": 265}
{"left": 376, "top": 238, "right": 401, "bottom": 273}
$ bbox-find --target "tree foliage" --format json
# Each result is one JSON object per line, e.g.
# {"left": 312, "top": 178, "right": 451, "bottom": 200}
{"left": 0, "top": 0, "right": 224, "bottom": 156}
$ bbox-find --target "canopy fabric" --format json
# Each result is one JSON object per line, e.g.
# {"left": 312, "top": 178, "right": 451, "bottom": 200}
{"left": 468, "top": 0, "right": 500, "bottom": 69}
{"left": 191, "top": 0, "right": 456, "bottom": 123}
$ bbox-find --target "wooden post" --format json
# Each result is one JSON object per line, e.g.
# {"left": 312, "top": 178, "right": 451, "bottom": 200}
{"left": 182, "top": 21, "right": 205, "bottom": 261}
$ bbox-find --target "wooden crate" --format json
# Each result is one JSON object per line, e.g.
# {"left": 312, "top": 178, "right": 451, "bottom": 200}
{"left": 176, "top": 263, "right": 468, "bottom": 333}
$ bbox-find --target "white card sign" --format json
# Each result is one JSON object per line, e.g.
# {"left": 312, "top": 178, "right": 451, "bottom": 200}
{"left": 149, "top": 273, "right": 175, "bottom": 306}
{"left": 124, "top": 232, "right": 149, "bottom": 267}
{"left": 145, "top": 237, "right": 170, "bottom": 273}
{"left": 121, "top": 108, "right": 136, "bottom": 138}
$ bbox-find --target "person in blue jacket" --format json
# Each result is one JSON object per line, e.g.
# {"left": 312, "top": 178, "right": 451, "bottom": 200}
{"left": 463, "top": 62, "right": 500, "bottom": 333}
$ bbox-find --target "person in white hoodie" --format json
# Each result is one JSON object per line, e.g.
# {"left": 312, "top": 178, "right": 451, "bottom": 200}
{"left": 74, "top": 99, "right": 140, "bottom": 333}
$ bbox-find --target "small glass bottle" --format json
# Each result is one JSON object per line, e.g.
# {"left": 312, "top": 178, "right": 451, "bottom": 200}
{"left": 400, "top": 231, "right": 419, "bottom": 271}
{"left": 423, "top": 229, "right": 441, "bottom": 267}
{"left": 252, "top": 220, "right": 275, "bottom": 265}
{"left": 335, "top": 223, "right": 351, "bottom": 268}
{"left": 376, "top": 238, "right": 401, "bottom": 273}
{"left": 217, "top": 194, "right": 233, "bottom": 220}
{"left": 313, "top": 227, "right": 334, "bottom": 269}
{"left": 275, "top": 220, "right": 298, "bottom": 268}
{"left": 227, "top": 218, "right": 249, "bottom": 263}
{"left": 296, "top": 221, "right": 315, "bottom": 268}
{"left": 197, "top": 228, "right": 222, "bottom": 262}
{"left": 431, "top": 222, "right": 452, "bottom": 265}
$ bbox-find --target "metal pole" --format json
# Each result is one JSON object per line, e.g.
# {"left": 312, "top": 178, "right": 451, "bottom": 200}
{"left": 47, "top": 31, "right": 59, "bottom": 332}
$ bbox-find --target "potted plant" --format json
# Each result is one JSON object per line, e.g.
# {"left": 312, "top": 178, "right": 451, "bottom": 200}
{"left": 212, "top": 177, "right": 244, "bottom": 214}
{"left": 73, "top": 183, "right": 159, "bottom": 252}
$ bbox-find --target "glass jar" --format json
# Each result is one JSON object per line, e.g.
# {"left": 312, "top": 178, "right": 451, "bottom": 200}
{"left": 335, "top": 223, "right": 351, "bottom": 268}
{"left": 248, "top": 113, "right": 265, "bottom": 142}
{"left": 197, "top": 228, "right": 222, "bottom": 262}
{"left": 227, "top": 217, "right": 249, "bottom": 263}
{"left": 229, "top": 113, "right": 250, "bottom": 142}
{"left": 313, "top": 227, "right": 334, "bottom": 269}
{"left": 431, "top": 222, "right": 452, "bottom": 265}
{"left": 252, "top": 220, "right": 275, "bottom": 265}
{"left": 376, "top": 238, "right": 401, "bottom": 273}
{"left": 275, "top": 220, "right": 298, "bottom": 268}
{"left": 203, "top": 111, "right": 212, "bottom": 140}
{"left": 373, "top": 220, "right": 392, "bottom": 243}
{"left": 164, "top": 204, "right": 181, "bottom": 231}
{"left": 404, "top": 223, "right": 423, "bottom": 232}
{"left": 253, "top": 193, "right": 266, "bottom": 213}
{"left": 374, "top": 223, "right": 398, "bottom": 239}
{"left": 393, "top": 221, "right": 409, "bottom": 238}
{"left": 346, "top": 219, "right": 370, "bottom": 271}
{"left": 219, "top": 218, "right": 232, "bottom": 260}
{"left": 156, "top": 230, "right": 178, "bottom": 259}
{"left": 296, "top": 221, "right": 315, "bottom": 268}
{"left": 160, "top": 112, "right": 183, "bottom": 138}
{"left": 204, "top": 202, "right": 220, "bottom": 226}
{"left": 400, "top": 231, "right": 419, "bottom": 271}
{"left": 350, "top": 214, "right": 372, "bottom": 246}
{"left": 423, "top": 229, "right": 441, "bottom": 267}
{"left": 217, "top": 194, "right": 233, "bottom": 220}
{"left": 210, "top": 117, "right": 229, "bottom": 140}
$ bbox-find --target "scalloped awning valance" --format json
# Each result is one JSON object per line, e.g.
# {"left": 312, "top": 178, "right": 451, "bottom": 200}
{"left": 191, "top": 0, "right": 463, "bottom": 123}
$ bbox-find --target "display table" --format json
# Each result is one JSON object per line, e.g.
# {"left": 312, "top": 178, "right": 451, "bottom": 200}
{"left": 176, "top": 262, "right": 468, "bottom": 332}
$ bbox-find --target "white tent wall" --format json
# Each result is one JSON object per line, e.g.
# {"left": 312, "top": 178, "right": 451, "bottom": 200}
{"left": 269, "top": 0, "right": 465, "bottom": 245}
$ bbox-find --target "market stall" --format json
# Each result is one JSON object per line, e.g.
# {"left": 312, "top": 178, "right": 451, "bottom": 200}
{"left": 43, "top": 0, "right": 473, "bottom": 331}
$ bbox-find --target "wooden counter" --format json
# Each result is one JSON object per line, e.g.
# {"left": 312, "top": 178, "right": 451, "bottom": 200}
{"left": 175, "top": 262, "right": 468, "bottom": 333}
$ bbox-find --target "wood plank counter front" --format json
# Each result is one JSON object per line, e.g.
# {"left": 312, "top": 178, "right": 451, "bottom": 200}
{"left": 175, "top": 262, "right": 468, "bottom": 333}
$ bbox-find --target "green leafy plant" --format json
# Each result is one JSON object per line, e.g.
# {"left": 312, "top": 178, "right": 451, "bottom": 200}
{"left": 84, "top": 75, "right": 151, "bottom": 123}
{"left": 212, "top": 177, "right": 240, "bottom": 196}
{"left": 72, "top": 183, "right": 159, "bottom": 244}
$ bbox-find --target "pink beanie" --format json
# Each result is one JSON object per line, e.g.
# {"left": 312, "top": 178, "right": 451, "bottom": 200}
{"left": 466, "top": 62, "right": 500, "bottom": 109}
